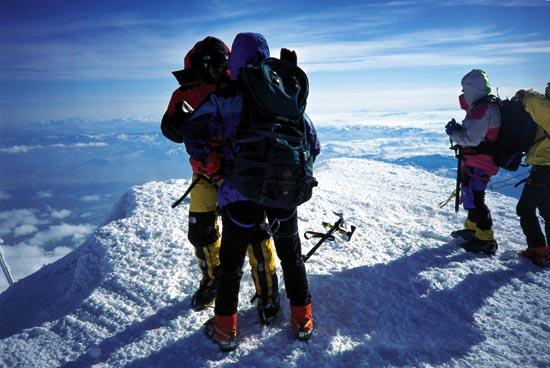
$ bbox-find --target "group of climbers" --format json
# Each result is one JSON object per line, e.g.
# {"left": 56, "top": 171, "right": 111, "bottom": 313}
{"left": 161, "top": 36, "right": 279, "bottom": 323}
{"left": 445, "top": 70, "right": 549, "bottom": 266}
{"left": 161, "top": 33, "right": 317, "bottom": 352}
{"left": 161, "top": 34, "right": 549, "bottom": 352}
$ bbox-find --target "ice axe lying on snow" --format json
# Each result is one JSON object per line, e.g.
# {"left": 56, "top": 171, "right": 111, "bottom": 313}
{"left": 302, "top": 212, "right": 356, "bottom": 262}
{"left": 251, "top": 212, "right": 356, "bottom": 305}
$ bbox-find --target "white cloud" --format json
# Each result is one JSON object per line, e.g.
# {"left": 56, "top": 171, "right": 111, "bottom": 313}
{"left": 51, "top": 209, "right": 71, "bottom": 219}
{"left": 0, "top": 145, "right": 42, "bottom": 154}
{"left": 16, "top": 223, "right": 95, "bottom": 248}
{"left": 295, "top": 29, "right": 550, "bottom": 73}
{"left": 1, "top": 142, "right": 107, "bottom": 154}
{"left": 438, "top": 0, "right": 549, "bottom": 6}
{"left": 37, "top": 190, "right": 53, "bottom": 199}
{"left": 1, "top": 3, "right": 547, "bottom": 82}
{"left": 0, "top": 209, "right": 44, "bottom": 236}
{"left": 0, "top": 191, "right": 10, "bottom": 201}
{"left": 139, "top": 135, "right": 156, "bottom": 144}
{"left": 1, "top": 244, "right": 72, "bottom": 286}
{"left": 309, "top": 86, "right": 460, "bottom": 113}
{"left": 79, "top": 195, "right": 101, "bottom": 202}
{"left": 51, "top": 142, "right": 108, "bottom": 148}
{"left": 374, "top": 0, "right": 550, "bottom": 7}
{"left": 13, "top": 224, "right": 39, "bottom": 237}
{"left": 69, "top": 142, "right": 108, "bottom": 148}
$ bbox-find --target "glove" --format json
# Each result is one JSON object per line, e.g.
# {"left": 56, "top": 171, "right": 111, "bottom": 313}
{"left": 190, "top": 154, "right": 223, "bottom": 184}
{"left": 280, "top": 48, "right": 297, "bottom": 65}
{"left": 445, "top": 119, "right": 461, "bottom": 136}
{"left": 161, "top": 107, "right": 189, "bottom": 144}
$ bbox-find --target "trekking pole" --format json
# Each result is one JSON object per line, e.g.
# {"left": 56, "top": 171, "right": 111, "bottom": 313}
{"left": 450, "top": 139, "right": 462, "bottom": 213}
{"left": 171, "top": 174, "right": 209, "bottom": 209}
{"left": 0, "top": 240, "right": 14, "bottom": 286}
{"left": 488, "top": 171, "right": 530, "bottom": 190}
{"left": 303, "top": 212, "right": 356, "bottom": 263}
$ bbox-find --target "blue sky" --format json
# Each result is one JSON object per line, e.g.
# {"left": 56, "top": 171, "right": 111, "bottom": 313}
{"left": 0, "top": 0, "right": 549, "bottom": 124}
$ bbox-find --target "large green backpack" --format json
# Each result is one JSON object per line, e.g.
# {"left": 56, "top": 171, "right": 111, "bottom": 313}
{"left": 225, "top": 58, "right": 317, "bottom": 209}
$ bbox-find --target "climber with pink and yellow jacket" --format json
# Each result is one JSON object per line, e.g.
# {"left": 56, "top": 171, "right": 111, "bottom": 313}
{"left": 445, "top": 69, "right": 501, "bottom": 254}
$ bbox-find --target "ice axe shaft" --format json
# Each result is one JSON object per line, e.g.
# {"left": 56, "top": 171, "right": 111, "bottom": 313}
{"left": 450, "top": 139, "right": 462, "bottom": 213}
{"left": 454, "top": 155, "right": 462, "bottom": 213}
{"left": 171, "top": 174, "right": 209, "bottom": 209}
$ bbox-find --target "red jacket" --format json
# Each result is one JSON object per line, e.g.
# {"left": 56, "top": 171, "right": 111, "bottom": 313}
{"left": 161, "top": 38, "right": 230, "bottom": 144}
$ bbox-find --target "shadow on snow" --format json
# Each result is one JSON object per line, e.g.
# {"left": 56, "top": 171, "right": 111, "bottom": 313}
{"left": 117, "top": 241, "right": 538, "bottom": 367}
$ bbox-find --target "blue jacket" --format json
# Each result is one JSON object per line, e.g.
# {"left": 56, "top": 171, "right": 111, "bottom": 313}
{"left": 184, "top": 32, "right": 320, "bottom": 208}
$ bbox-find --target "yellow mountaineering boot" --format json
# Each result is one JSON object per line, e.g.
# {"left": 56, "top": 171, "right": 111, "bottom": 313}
{"left": 460, "top": 227, "right": 498, "bottom": 255}
{"left": 450, "top": 218, "right": 477, "bottom": 241}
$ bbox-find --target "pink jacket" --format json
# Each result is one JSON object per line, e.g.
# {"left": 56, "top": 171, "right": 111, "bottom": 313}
{"left": 449, "top": 69, "right": 501, "bottom": 176}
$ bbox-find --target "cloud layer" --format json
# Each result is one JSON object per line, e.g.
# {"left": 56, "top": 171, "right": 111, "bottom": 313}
{"left": 1, "top": 142, "right": 109, "bottom": 154}
{"left": 1, "top": 2, "right": 549, "bottom": 80}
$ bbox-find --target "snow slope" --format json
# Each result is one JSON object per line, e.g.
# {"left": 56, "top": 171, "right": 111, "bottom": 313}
{"left": 0, "top": 158, "right": 548, "bottom": 367}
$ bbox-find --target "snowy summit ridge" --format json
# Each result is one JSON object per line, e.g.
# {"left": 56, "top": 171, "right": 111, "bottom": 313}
{"left": 0, "top": 158, "right": 548, "bottom": 367}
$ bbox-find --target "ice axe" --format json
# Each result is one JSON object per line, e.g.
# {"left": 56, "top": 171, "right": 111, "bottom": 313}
{"left": 302, "top": 212, "right": 356, "bottom": 263}
{"left": 171, "top": 174, "right": 210, "bottom": 209}
{"left": 439, "top": 138, "right": 462, "bottom": 212}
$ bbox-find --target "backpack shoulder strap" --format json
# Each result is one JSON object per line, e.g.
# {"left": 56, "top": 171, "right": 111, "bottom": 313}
{"left": 475, "top": 94, "right": 500, "bottom": 107}
{"left": 534, "top": 128, "right": 550, "bottom": 145}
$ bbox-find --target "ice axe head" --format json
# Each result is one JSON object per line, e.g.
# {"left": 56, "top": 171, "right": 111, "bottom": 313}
{"left": 345, "top": 225, "right": 357, "bottom": 241}
{"left": 324, "top": 212, "right": 356, "bottom": 241}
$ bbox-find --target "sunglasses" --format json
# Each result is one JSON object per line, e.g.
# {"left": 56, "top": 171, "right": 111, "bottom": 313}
{"left": 201, "top": 54, "right": 228, "bottom": 69}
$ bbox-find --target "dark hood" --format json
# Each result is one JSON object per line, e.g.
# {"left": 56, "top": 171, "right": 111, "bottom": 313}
{"left": 172, "top": 36, "right": 230, "bottom": 85}
{"left": 227, "top": 32, "right": 270, "bottom": 80}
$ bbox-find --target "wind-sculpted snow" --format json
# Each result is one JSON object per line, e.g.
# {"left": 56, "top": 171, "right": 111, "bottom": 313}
{"left": 0, "top": 158, "right": 548, "bottom": 367}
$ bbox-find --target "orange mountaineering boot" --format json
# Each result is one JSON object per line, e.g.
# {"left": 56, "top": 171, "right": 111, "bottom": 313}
{"left": 290, "top": 304, "right": 314, "bottom": 342}
{"left": 519, "top": 246, "right": 550, "bottom": 267}
{"left": 204, "top": 313, "right": 238, "bottom": 352}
